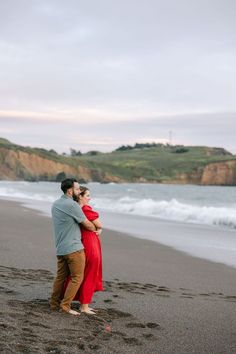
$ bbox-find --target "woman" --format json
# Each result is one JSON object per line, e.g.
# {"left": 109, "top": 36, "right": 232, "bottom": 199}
{"left": 62, "top": 186, "right": 104, "bottom": 314}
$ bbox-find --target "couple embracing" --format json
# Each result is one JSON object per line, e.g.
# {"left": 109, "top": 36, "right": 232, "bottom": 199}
{"left": 50, "top": 178, "right": 103, "bottom": 316}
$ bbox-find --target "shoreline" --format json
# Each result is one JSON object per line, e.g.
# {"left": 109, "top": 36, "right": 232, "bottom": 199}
{"left": 2, "top": 195, "right": 236, "bottom": 270}
{"left": 1, "top": 199, "right": 236, "bottom": 353}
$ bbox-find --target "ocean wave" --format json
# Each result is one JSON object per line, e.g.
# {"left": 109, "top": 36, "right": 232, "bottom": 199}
{"left": 1, "top": 182, "right": 236, "bottom": 230}
{"left": 93, "top": 197, "right": 236, "bottom": 230}
{"left": 0, "top": 187, "right": 55, "bottom": 202}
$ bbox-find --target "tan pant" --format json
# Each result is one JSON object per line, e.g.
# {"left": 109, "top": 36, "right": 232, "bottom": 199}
{"left": 50, "top": 249, "right": 85, "bottom": 312}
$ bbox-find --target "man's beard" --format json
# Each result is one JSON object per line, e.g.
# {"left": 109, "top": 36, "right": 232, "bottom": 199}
{"left": 72, "top": 192, "right": 78, "bottom": 201}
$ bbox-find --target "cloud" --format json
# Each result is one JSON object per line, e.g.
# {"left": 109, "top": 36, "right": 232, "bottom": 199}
{"left": 1, "top": 110, "right": 235, "bottom": 154}
{"left": 0, "top": 0, "right": 236, "bottom": 110}
{"left": 0, "top": 0, "right": 235, "bottom": 152}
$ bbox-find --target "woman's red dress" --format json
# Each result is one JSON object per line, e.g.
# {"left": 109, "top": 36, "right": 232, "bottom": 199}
{"left": 62, "top": 205, "right": 103, "bottom": 304}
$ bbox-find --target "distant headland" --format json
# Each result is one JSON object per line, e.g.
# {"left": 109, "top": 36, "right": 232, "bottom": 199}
{"left": 0, "top": 137, "right": 236, "bottom": 185}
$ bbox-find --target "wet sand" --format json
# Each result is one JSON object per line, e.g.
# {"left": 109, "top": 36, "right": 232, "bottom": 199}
{"left": 1, "top": 199, "right": 236, "bottom": 353}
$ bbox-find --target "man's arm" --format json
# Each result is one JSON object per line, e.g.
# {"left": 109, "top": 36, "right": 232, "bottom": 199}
{"left": 81, "top": 219, "right": 97, "bottom": 231}
{"left": 71, "top": 202, "right": 97, "bottom": 231}
{"left": 71, "top": 203, "right": 96, "bottom": 231}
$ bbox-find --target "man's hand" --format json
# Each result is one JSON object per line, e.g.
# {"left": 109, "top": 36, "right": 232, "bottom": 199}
{"left": 81, "top": 219, "right": 96, "bottom": 231}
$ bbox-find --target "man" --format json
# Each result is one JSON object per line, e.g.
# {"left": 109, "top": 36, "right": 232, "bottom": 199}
{"left": 50, "top": 178, "right": 97, "bottom": 316}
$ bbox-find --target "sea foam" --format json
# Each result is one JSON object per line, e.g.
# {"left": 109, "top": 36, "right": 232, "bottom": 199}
{"left": 0, "top": 181, "right": 236, "bottom": 230}
{"left": 93, "top": 197, "right": 236, "bottom": 230}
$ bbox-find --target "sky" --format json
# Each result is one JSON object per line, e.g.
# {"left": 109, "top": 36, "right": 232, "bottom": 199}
{"left": 0, "top": 0, "right": 235, "bottom": 153}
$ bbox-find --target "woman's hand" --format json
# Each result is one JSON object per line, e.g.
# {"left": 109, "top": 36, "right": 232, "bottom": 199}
{"left": 96, "top": 228, "right": 102, "bottom": 237}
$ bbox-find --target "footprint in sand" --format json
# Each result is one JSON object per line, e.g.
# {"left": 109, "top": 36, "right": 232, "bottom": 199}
{"left": 126, "top": 321, "right": 161, "bottom": 330}
{"left": 126, "top": 322, "right": 146, "bottom": 328}
{"left": 223, "top": 295, "right": 236, "bottom": 302}
{"left": 155, "top": 293, "right": 170, "bottom": 298}
{"left": 106, "top": 308, "right": 132, "bottom": 319}
{"left": 146, "top": 322, "right": 161, "bottom": 329}
{"left": 45, "top": 346, "right": 62, "bottom": 353}
{"left": 30, "top": 322, "right": 50, "bottom": 329}
{"left": 0, "top": 287, "right": 18, "bottom": 295}
{"left": 143, "top": 333, "right": 156, "bottom": 339}
{"left": 180, "top": 293, "right": 194, "bottom": 299}
{"left": 0, "top": 323, "right": 17, "bottom": 330}
{"left": 123, "top": 337, "right": 142, "bottom": 346}
{"left": 157, "top": 286, "right": 171, "bottom": 292}
{"left": 103, "top": 299, "right": 115, "bottom": 304}
{"left": 7, "top": 312, "right": 25, "bottom": 320}
{"left": 89, "top": 344, "right": 101, "bottom": 350}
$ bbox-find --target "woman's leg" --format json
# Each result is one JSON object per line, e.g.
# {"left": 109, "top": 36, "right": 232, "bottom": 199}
{"left": 78, "top": 254, "right": 100, "bottom": 306}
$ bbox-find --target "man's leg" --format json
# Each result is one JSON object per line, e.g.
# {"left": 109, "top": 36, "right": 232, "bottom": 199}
{"left": 60, "top": 250, "right": 85, "bottom": 312}
{"left": 50, "top": 256, "right": 69, "bottom": 310}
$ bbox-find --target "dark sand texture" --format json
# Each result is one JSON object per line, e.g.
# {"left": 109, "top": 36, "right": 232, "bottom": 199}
{"left": 1, "top": 199, "right": 236, "bottom": 354}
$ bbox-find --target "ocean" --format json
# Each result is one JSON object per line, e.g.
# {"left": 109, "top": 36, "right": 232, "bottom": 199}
{"left": 1, "top": 181, "right": 236, "bottom": 267}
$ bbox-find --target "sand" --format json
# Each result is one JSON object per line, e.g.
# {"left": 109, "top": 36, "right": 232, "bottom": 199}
{"left": 1, "top": 199, "right": 236, "bottom": 353}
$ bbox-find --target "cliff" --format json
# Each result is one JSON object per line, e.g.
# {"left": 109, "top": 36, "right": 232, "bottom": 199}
{"left": 169, "top": 161, "right": 236, "bottom": 186}
{"left": 0, "top": 147, "right": 86, "bottom": 181}
{"left": 0, "top": 147, "right": 123, "bottom": 183}
{"left": 0, "top": 139, "right": 236, "bottom": 185}
{"left": 201, "top": 160, "right": 236, "bottom": 185}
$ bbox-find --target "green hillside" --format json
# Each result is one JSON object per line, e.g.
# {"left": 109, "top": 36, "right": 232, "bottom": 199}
{"left": 1, "top": 138, "right": 236, "bottom": 183}
{"left": 78, "top": 145, "right": 235, "bottom": 182}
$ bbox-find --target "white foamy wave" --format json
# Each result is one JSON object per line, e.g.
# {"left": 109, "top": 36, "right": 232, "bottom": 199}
{"left": 93, "top": 197, "right": 236, "bottom": 229}
{"left": 0, "top": 187, "right": 55, "bottom": 202}
{"left": 1, "top": 181, "right": 236, "bottom": 230}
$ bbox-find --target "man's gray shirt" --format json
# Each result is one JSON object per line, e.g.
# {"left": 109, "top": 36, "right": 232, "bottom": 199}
{"left": 51, "top": 194, "right": 86, "bottom": 255}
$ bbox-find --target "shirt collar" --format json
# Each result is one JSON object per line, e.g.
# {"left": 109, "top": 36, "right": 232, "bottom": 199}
{"left": 61, "top": 194, "right": 72, "bottom": 199}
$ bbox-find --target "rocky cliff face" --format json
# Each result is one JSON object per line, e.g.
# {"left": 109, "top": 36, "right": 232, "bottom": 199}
{"left": 0, "top": 147, "right": 91, "bottom": 181}
{"left": 166, "top": 169, "right": 203, "bottom": 185}
{"left": 201, "top": 160, "right": 236, "bottom": 185}
{"left": 1, "top": 146, "right": 236, "bottom": 185}
{"left": 1, "top": 147, "right": 125, "bottom": 182}
{"left": 168, "top": 161, "right": 236, "bottom": 185}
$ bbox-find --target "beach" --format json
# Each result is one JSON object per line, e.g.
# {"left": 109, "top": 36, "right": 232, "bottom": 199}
{"left": 1, "top": 199, "right": 236, "bottom": 353}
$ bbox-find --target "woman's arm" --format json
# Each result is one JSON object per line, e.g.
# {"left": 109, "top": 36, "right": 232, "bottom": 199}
{"left": 92, "top": 218, "right": 102, "bottom": 229}
{"left": 81, "top": 219, "right": 97, "bottom": 231}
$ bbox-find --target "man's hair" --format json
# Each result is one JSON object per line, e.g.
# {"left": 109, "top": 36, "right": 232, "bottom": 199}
{"left": 61, "top": 178, "right": 78, "bottom": 194}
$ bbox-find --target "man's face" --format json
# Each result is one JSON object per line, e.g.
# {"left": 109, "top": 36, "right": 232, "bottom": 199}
{"left": 72, "top": 182, "right": 81, "bottom": 201}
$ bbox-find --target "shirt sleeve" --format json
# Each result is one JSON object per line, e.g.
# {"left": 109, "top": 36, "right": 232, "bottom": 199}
{"left": 70, "top": 202, "right": 86, "bottom": 224}
{"left": 82, "top": 205, "right": 99, "bottom": 221}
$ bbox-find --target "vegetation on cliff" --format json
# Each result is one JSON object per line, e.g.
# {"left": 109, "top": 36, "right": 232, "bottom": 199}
{"left": 0, "top": 138, "right": 236, "bottom": 185}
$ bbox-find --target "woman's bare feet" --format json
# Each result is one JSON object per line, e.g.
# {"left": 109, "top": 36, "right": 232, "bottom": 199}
{"left": 80, "top": 304, "right": 96, "bottom": 315}
{"left": 81, "top": 308, "right": 96, "bottom": 315}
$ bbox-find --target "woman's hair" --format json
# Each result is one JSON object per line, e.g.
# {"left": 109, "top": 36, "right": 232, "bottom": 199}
{"left": 79, "top": 186, "right": 89, "bottom": 197}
